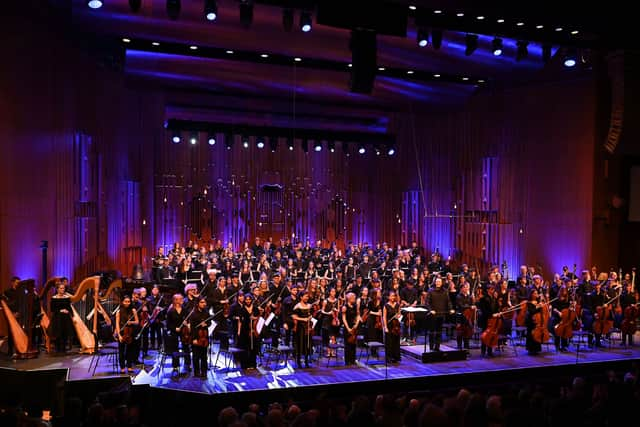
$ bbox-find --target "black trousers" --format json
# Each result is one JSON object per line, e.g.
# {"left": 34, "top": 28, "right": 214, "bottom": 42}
{"left": 118, "top": 341, "right": 136, "bottom": 369}
{"left": 427, "top": 315, "right": 445, "bottom": 350}
{"left": 149, "top": 322, "right": 162, "bottom": 349}
{"left": 192, "top": 344, "right": 208, "bottom": 374}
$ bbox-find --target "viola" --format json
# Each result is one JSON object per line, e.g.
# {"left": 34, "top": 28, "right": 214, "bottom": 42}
{"left": 180, "top": 322, "right": 191, "bottom": 344}
{"left": 121, "top": 324, "right": 134, "bottom": 345}
{"left": 480, "top": 314, "right": 502, "bottom": 348}
{"left": 532, "top": 302, "right": 551, "bottom": 344}
{"left": 196, "top": 327, "right": 209, "bottom": 347}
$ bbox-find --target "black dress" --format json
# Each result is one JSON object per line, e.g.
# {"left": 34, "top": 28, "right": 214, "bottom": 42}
{"left": 237, "top": 305, "right": 260, "bottom": 369}
{"left": 49, "top": 297, "right": 74, "bottom": 353}
{"left": 384, "top": 303, "right": 401, "bottom": 363}
{"left": 293, "top": 305, "right": 312, "bottom": 366}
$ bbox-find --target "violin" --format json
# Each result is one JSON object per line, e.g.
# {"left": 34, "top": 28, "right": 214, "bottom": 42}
{"left": 148, "top": 296, "right": 165, "bottom": 324}
{"left": 388, "top": 309, "right": 402, "bottom": 336}
{"left": 532, "top": 301, "right": 551, "bottom": 344}
{"left": 121, "top": 324, "right": 134, "bottom": 345}
{"left": 480, "top": 314, "right": 502, "bottom": 348}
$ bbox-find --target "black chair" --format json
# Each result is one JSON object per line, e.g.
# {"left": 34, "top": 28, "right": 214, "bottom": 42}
{"left": 87, "top": 333, "right": 119, "bottom": 376}
{"left": 363, "top": 341, "right": 385, "bottom": 364}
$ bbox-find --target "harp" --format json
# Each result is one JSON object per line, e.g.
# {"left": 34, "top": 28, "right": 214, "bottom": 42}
{"left": 38, "top": 277, "right": 62, "bottom": 353}
{"left": 69, "top": 276, "right": 100, "bottom": 354}
{"left": 0, "top": 279, "right": 39, "bottom": 359}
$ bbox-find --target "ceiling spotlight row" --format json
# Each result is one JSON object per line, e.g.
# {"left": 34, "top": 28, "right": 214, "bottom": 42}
{"left": 169, "top": 131, "right": 396, "bottom": 156}
{"left": 88, "top": 0, "right": 313, "bottom": 32}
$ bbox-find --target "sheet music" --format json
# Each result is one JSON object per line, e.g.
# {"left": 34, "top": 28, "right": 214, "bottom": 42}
{"left": 256, "top": 317, "right": 266, "bottom": 334}
{"left": 208, "top": 321, "right": 217, "bottom": 335}
{"left": 264, "top": 312, "right": 275, "bottom": 326}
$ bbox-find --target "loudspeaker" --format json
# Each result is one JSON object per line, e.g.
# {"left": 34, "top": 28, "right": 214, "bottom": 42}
{"left": 349, "top": 29, "right": 377, "bottom": 94}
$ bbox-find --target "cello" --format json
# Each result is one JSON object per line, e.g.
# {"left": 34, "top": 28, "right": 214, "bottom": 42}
{"left": 621, "top": 303, "right": 639, "bottom": 337}
{"left": 554, "top": 301, "right": 577, "bottom": 340}
{"left": 532, "top": 298, "right": 557, "bottom": 344}
{"left": 480, "top": 313, "right": 502, "bottom": 348}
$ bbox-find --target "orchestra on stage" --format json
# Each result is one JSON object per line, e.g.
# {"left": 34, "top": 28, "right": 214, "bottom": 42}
{"left": 0, "top": 237, "right": 637, "bottom": 377}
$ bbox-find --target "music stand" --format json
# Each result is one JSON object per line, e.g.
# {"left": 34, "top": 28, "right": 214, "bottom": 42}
{"left": 401, "top": 307, "right": 428, "bottom": 349}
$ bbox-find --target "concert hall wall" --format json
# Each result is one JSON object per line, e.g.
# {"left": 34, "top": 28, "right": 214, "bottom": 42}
{"left": 0, "top": 4, "right": 602, "bottom": 287}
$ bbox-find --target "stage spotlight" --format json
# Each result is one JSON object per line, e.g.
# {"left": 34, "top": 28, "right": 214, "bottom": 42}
{"left": 242, "top": 135, "right": 249, "bottom": 148}
{"left": 87, "top": 0, "right": 103, "bottom": 9}
{"left": 239, "top": 0, "right": 253, "bottom": 29}
{"left": 282, "top": 8, "right": 294, "bottom": 32}
{"left": 167, "top": 0, "right": 181, "bottom": 20}
{"left": 465, "top": 34, "right": 478, "bottom": 56}
{"left": 224, "top": 134, "right": 233, "bottom": 150}
{"left": 302, "top": 140, "right": 309, "bottom": 153}
{"left": 207, "top": 133, "right": 216, "bottom": 146}
{"left": 417, "top": 28, "right": 429, "bottom": 47}
{"left": 516, "top": 40, "right": 529, "bottom": 61}
{"left": 563, "top": 49, "right": 577, "bottom": 67}
{"left": 542, "top": 44, "right": 552, "bottom": 62}
{"left": 492, "top": 37, "right": 503, "bottom": 56}
{"left": 300, "top": 11, "right": 312, "bottom": 33}
{"left": 256, "top": 138, "right": 265, "bottom": 149}
{"left": 314, "top": 141, "right": 322, "bottom": 152}
{"left": 358, "top": 145, "right": 366, "bottom": 154}
{"left": 387, "top": 146, "right": 395, "bottom": 156}
{"left": 287, "top": 138, "right": 294, "bottom": 151}
{"left": 172, "top": 132, "right": 181, "bottom": 144}
{"left": 204, "top": 0, "right": 217, "bottom": 21}
{"left": 431, "top": 29, "right": 442, "bottom": 50}
{"left": 269, "top": 138, "right": 278, "bottom": 152}
{"left": 328, "top": 141, "right": 335, "bottom": 153}
{"left": 375, "top": 147, "right": 381, "bottom": 156}
{"left": 129, "top": 0, "right": 141, "bottom": 12}
{"left": 189, "top": 132, "right": 198, "bottom": 145}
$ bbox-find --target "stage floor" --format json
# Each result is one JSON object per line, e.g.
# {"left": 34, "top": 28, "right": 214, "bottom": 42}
{"left": 2, "top": 333, "right": 639, "bottom": 398}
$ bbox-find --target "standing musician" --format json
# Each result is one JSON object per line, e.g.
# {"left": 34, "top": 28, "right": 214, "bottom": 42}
{"left": 425, "top": 277, "right": 454, "bottom": 352}
{"left": 400, "top": 280, "right": 419, "bottom": 345}
{"left": 551, "top": 286, "right": 571, "bottom": 352}
{"left": 183, "top": 283, "right": 199, "bottom": 314}
{"left": 478, "top": 285, "right": 499, "bottom": 357}
{"left": 210, "top": 277, "right": 231, "bottom": 349}
{"left": 266, "top": 272, "right": 288, "bottom": 346}
{"left": 292, "top": 291, "right": 314, "bottom": 368}
{"left": 320, "top": 287, "right": 340, "bottom": 357}
{"left": 164, "top": 294, "right": 192, "bottom": 374}
{"left": 620, "top": 280, "right": 638, "bottom": 346}
{"left": 342, "top": 292, "right": 360, "bottom": 365}
{"left": 190, "top": 297, "right": 210, "bottom": 378}
{"left": 145, "top": 285, "right": 164, "bottom": 351}
{"left": 525, "top": 289, "right": 543, "bottom": 355}
{"left": 114, "top": 295, "right": 139, "bottom": 374}
{"left": 236, "top": 293, "right": 260, "bottom": 370}
{"left": 357, "top": 287, "right": 371, "bottom": 334}
{"left": 496, "top": 279, "right": 513, "bottom": 343}
{"left": 281, "top": 284, "right": 298, "bottom": 347}
{"left": 455, "top": 282, "right": 474, "bottom": 350}
{"left": 49, "top": 281, "right": 74, "bottom": 354}
{"left": 383, "top": 291, "right": 401, "bottom": 363}
{"left": 366, "top": 289, "right": 383, "bottom": 355}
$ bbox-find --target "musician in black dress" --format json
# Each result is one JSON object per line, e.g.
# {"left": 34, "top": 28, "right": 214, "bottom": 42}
{"left": 190, "top": 297, "right": 210, "bottom": 378}
{"left": 455, "top": 282, "right": 474, "bottom": 350}
{"left": 49, "top": 282, "right": 74, "bottom": 354}
{"left": 236, "top": 294, "right": 260, "bottom": 370}
{"left": 383, "top": 291, "right": 401, "bottom": 363}
{"left": 477, "top": 286, "right": 498, "bottom": 357}
{"left": 292, "top": 291, "right": 313, "bottom": 368}
{"left": 342, "top": 292, "right": 360, "bottom": 365}
{"left": 164, "top": 294, "right": 191, "bottom": 374}
{"left": 425, "top": 278, "right": 454, "bottom": 352}
{"left": 114, "top": 295, "right": 139, "bottom": 373}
